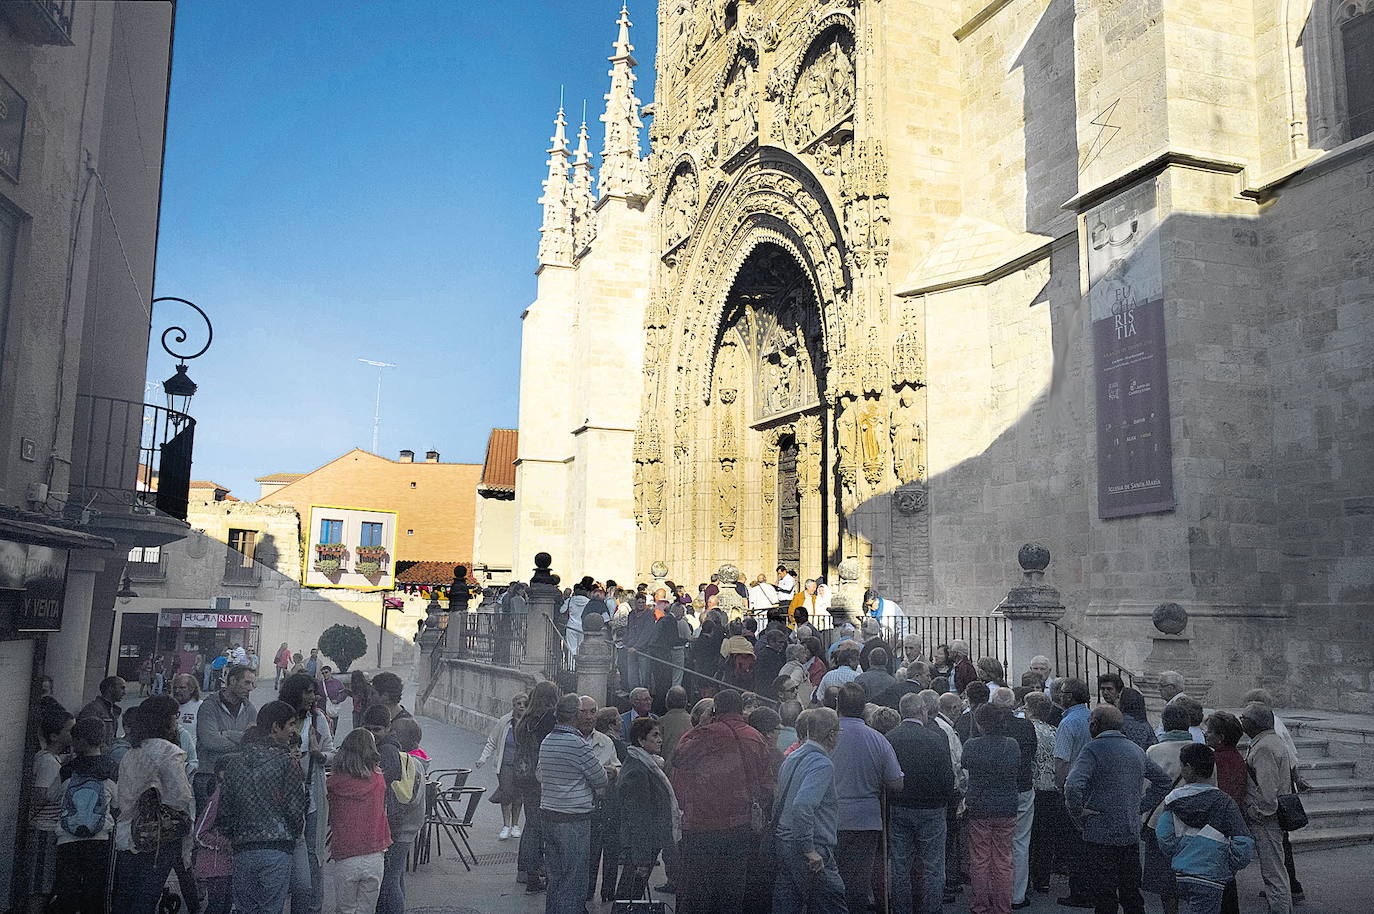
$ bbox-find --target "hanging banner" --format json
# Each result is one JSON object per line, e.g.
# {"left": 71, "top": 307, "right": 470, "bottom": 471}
{"left": 1087, "top": 181, "right": 1176, "bottom": 519}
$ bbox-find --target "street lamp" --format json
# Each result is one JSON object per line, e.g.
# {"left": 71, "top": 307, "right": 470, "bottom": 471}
{"left": 115, "top": 575, "right": 138, "bottom": 603}
{"left": 152, "top": 296, "right": 213, "bottom": 420}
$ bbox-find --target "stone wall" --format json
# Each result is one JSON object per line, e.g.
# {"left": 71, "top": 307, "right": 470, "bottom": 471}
{"left": 419, "top": 656, "right": 539, "bottom": 735}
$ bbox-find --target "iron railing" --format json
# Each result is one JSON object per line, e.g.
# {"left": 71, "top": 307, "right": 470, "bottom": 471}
{"left": 545, "top": 615, "right": 570, "bottom": 680}
{"left": 419, "top": 623, "right": 451, "bottom": 705}
{"left": 814, "top": 614, "right": 1010, "bottom": 671}
{"left": 446, "top": 610, "right": 528, "bottom": 667}
{"left": 1050, "top": 622, "right": 1135, "bottom": 689}
{"left": 70, "top": 394, "right": 195, "bottom": 520}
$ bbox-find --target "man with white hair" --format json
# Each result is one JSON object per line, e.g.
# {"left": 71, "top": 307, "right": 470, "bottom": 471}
{"left": 887, "top": 691, "right": 957, "bottom": 914}
{"left": 899, "top": 634, "right": 925, "bottom": 666}
{"left": 1153, "top": 671, "right": 1189, "bottom": 738}
{"left": 1244, "top": 688, "right": 1307, "bottom": 905}
{"left": 1240, "top": 702, "right": 1296, "bottom": 914}
{"left": 948, "top": 639, "right": 978, "bottom": 694}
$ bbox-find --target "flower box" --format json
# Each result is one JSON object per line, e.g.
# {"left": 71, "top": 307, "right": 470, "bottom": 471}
{"left": 315, "top": 543, "right": 347, "bottom": 559}
{"left": 356, "top": 545, "right": 387, "bottom": 561}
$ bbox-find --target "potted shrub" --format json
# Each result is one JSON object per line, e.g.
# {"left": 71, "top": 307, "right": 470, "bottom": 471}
{"left": 317, "top": 623, "right": 367, "bottom": 672}
{"left": 315, "top": 557, "right": 341, "bottom": 576}
{"left": 356, "top": 560, "right": 382, "bottom": 578}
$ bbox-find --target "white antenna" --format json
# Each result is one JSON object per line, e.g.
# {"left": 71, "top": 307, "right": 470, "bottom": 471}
{"left": 357, "top": 358, "right": 397, "bottom": 454}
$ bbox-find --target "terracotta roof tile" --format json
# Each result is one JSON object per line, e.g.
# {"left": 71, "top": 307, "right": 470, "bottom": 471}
{"left": 254, "top": 472, "right": 305, "bottom": 483}
{"left": 479, "top": 429, "right": 518, "bottom": 491}
{"left": 396, "top": 560, "right": 475, "bottom": 585}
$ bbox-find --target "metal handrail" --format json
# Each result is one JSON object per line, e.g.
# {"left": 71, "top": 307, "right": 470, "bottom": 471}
{"left": 626, "top": 647, "right": 781, "bottom": 707}
{"left": 1049, "top": 621, "right": 1136, "bottom": 688}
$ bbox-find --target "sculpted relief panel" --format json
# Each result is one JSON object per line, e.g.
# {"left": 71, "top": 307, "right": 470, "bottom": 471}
{"left": 788, "top": 28, "right": 856, "bottom": 151}
{"left": 663, "top": 162, "right": 700, "bottom": 255}
{"left": 719, "top": 46, "right": 759, "bottom": 161}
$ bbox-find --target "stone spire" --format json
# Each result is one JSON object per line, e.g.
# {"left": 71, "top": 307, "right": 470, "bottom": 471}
{"left": 537, "top": 105, "right": 574, "bottom": 266}
{"left": 570, "top": 115, "right": 597, "bottom": 252}
{"left": 598, "top": 3, "right": 648, "bottom": 200}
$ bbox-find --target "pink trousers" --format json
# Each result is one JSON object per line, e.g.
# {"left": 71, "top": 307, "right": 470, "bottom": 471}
{"left": 968, "top": 816, "right": 1015, "bottom": 914}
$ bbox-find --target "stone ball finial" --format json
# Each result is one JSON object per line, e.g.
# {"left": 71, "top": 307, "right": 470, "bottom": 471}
{"left": 531, "top": 552, "right": 556, "bottom": 586}
{"left": 650, "top": 560, "right": 669, "bottom": 579}
{"left": 1152, "top": 602, "right": 1188, "bottom": 635}
{"left": 839, "top": 558, "right": 861, "bottom": 583}
{"left": 535, "top": 552, "right": 551, "bottom": 570}
{"left": 717, "top": 564, "right": 740, "bottom": 585}
{"left": 583, "top": 611, "right": 606, "bottom": 634}
{"left": 1018, "top": 543, "right": 1050, "bottom": 573}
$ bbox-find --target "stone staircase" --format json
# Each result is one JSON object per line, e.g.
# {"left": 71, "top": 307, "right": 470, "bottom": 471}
{"left": 1285, "top": 722, "right": 1374, "bottom": 852}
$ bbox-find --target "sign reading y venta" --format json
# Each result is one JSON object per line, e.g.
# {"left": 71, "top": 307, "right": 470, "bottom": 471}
{"left": 1087, "top": 180, "right": 1176, "bottom": 519}
{"left": 17, "top": 546, "right": 69, "bottom": 632}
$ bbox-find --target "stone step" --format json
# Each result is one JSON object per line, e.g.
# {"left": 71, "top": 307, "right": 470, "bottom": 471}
{"left": 1292, "top": 736, "right": 1329, "bottom": 758}
{"left": 1302, "top": 778, "right": 1374, "bottom": 801}
{"left": 1302, "top": 802, "right": 1374, "bottom": 830}
{"left": 1290, "top": 824, "right": 1374, "bottom": 852}
{"left": 1297, "top": 757, "right": 1358, "bottom": 782}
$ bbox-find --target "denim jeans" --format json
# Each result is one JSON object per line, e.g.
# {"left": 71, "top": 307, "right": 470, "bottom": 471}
{"left": 517, "top": 795, "right": 545, "bottom": 877}
{"left": 628, "top": 652, "right": 653, "bottom": 692}
{"left": 679, "top": 827, "right": 753, "bottom": 914}
{"left": 1011, "top": 789, "right": 1035, "bottom": 904}
{"left": 232, "top": 847, "right": 292, "bottom": 914}
{"left": 772, "top": 841, "right": 848, "bottom": 914}
{"left": 114, "top": 841, "right": 179, "bottom": 914}
{"left": 889, "top": 805, "right": 947, "bottom": 914}
{"left": 836, "top": 829, "right": 879, "bottom": 913}
{"left": 1177, "top": 878, "right": 1225, "bottom": 914}
{"left": 376, "top": 839, "right": 409, "bottom": 914}
{"left": 543, "top": 814, "right": 591, "bottom": 914}
{"left": 289, "top": 809, "right": 321, "bottom": 914}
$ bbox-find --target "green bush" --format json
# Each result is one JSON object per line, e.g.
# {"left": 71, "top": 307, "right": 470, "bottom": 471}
{"left": 356, "top": 560, "right": 381, "bottom": 578}
{"left": 318, "top": 623, "right": 367, "bottom": 672}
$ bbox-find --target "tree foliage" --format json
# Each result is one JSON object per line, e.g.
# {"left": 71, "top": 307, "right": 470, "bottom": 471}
{"left": 318, "top": 623, "right": 367, "bottom": 672}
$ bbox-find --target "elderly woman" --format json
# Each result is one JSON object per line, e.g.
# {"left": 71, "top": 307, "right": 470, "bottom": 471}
{"left": 976, "top": 656, "right": 1007, "bottom": 689}
{"left": 614, "top": 718, "right": 680, "bottom": 902}
{"left": 476, "top": 692, "right": 527, "bottom": 839}
{"left": 689, "top": 698, "right": 714, "bottom": 728}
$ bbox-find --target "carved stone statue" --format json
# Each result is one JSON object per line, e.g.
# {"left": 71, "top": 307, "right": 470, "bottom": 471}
{"left": 890, "top": 392, "right": 925, "bottom": 485}
{"left": 789, "top": 29, "right": 856, "bottom": 148}
{"left": 857, "top": 400, "right": 886, "bottom": 489}
{"left": 717, "top": 460, "right": 738, "bottom": 539}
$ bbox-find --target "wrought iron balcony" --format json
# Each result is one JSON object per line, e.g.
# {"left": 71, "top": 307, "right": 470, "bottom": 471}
{"left": 0, "top": 0, "right": 75, "bottom": 46}
{"left": 70, "top": 394, "right": 196, "bottom": 521}
{"left": 222, "top": 563, "right": 262, "bottom": 586}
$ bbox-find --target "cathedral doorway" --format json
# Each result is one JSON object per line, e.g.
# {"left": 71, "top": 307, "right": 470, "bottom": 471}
{"left": 703, "top": 241, "right": 828, "bottom": 577}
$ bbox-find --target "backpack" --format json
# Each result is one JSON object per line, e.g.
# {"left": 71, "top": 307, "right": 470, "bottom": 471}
{"left": 131, "top": 785, "right": 191, "bottom": 854}
{"left": 390, "top": 752, "right": 420, "bottom": 806}
{"left": 59, "top": 773, "right": 109, "bottom": 839}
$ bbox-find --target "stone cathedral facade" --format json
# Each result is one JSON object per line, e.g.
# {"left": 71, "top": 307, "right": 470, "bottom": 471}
{"left": 514, "top": 1, "right": 1374, "bottom": 709}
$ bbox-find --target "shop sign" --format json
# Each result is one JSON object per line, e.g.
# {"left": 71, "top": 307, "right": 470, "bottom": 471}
{"left": 181, "top": 612, "right": 219, "bottom": 628}
{"left": 217, "top": 613, "right": 253, "bottom": 627}
{"left": 16, "top": 546, "right": 68, "bottom": 631}
{"left": 161, "top": 611, "right": 256, "bottom": 629}
{"left": 0, "top": 539, "right": 25, "bottom": 589}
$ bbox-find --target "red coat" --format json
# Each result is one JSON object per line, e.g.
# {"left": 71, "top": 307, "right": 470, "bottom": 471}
{"left": 327, "top": 769, "right": 392, "bottom": 860}
{"left": 953, "top": 659, "right": 979, "bottom": 694}
{"left": 670, "top": 712, "right": 773, "bottom": 834}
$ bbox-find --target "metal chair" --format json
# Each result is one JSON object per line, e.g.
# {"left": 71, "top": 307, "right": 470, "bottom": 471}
{"left": 415, "top": 785, "right": 485, "bottom": 871}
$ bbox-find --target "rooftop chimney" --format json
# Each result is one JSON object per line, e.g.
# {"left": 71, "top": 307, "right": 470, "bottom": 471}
{"left": 399, "top": 449, "right": 414, "bottom": 463}
{"left": 424, "top": 449, "right": 440, "bottom": 463}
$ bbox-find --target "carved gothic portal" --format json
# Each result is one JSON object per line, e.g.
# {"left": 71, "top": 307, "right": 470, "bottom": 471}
{"left": 703, "top": 242, "right": 828, "bottom": 576}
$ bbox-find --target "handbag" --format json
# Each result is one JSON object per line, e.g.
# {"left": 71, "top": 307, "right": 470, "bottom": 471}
{"left": 611, "top": 874, "right": 667, "bottom": 914}
{"left": 1276, "top": 768, "right": 1308, "bottom": 832}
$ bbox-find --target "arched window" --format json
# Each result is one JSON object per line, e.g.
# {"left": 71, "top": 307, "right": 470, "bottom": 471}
{"left": 1342, "top": 8, "right": 1374, "bottom": 138}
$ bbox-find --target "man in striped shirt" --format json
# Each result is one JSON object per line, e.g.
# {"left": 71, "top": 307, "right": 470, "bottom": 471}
{"left": 536, "top": 692, "right": 609, "bottom": 914}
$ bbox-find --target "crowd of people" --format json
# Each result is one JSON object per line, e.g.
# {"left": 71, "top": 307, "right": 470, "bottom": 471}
{"left": 492, "top": 573, "right": 1311, "bottom": 914}
{"left": 23, "top": 655, "right": 427, "bottom": 914}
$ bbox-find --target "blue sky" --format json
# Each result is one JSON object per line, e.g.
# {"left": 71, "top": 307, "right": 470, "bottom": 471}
{"left": 151, "top": 1, "right": 657, "bottom": 495}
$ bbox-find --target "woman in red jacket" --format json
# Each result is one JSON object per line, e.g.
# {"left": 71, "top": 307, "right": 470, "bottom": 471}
{"left": 327, "top": 729, "right": 392, "bottom": 914}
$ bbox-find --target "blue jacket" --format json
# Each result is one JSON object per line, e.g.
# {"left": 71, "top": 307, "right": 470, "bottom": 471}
{"left": 1156, "top": 783, "right": 1254, "bottom": 886}
{"left": 774, "top": 741, "right": 839, "bottom": 854}
{"left": 1065, "top": 730, "right": 1171, "bottom": 846}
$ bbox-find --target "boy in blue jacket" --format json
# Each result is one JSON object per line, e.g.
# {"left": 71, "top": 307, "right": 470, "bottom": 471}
{"left": 1155, "top": 743, "right": 1254, "bottom": 914}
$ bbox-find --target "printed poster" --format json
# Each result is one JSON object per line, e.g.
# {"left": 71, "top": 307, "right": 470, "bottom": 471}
{"left": 1087, "top": 181, "right": 1176, "bottom": 519}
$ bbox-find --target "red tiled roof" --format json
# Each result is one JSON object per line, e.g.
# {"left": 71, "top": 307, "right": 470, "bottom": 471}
{"left": 190, "top": 480, "right": 231, "bottom": 490}
{"left": 254, "top": 472, "right": 305, "bottom": 483}
{"left": 395, "top": 560, "right": 475, "bottom": 585}
{"left": 479, "top": 429, "right": 518, "bottom": 491}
